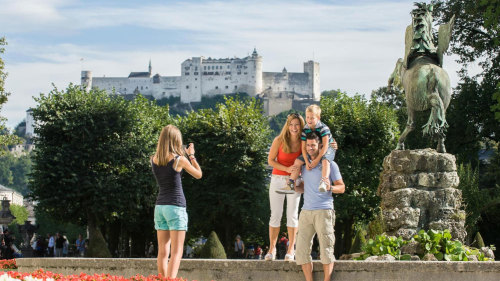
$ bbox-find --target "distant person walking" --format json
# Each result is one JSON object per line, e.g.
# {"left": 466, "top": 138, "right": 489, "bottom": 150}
{"left": 47, "top": 233, "right": 55, "bottom": 257}
{"left": 55, "top": 233, "right": 65, "bottom": 257}
{"left": 75, "top": 234, "right": 85, "bottom": 257}
{"left": 152, "top": 125, "right": 202, "bottom": 278}
{"left": 234, "top": 235, "right": 245, "bottom": 259}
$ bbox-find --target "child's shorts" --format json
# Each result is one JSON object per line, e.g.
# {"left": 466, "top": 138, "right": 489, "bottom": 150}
{"left": 154, "top": 205, "right": 188, "bottom": 231}
{"left": 322, "top": 146, "right": 336, "bottom": 162}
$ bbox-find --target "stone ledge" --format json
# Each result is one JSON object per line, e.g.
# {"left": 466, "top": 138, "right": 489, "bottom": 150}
{"left": 16, "top": 258, "right": 500, "bottom": 281}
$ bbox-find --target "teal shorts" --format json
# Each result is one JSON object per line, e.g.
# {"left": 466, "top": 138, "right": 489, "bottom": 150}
{"left": 154, "top": 205, "right": 188, "bottom": 231}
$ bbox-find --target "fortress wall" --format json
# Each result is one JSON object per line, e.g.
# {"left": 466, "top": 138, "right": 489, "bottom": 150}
{"left": 263, "top": 72, "right": 312, "bottom": 96}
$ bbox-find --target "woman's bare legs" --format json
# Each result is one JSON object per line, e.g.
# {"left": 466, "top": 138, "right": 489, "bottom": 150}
{"left": 157, "top": 230, "right": 171, "bottom": 276}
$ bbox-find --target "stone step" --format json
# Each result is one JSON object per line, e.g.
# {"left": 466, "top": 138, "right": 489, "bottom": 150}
{"left": 16, "top": 258, "right": 500, "bottom": 281}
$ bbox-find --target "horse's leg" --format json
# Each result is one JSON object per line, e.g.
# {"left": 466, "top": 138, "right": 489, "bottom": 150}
{"left": 437, "top": 135, "right": 446, "bottom": 153}
{"left": 396, "top": 109, "right": 415, "bottom": 150}
{"left": 423, "top": 90, "right": 448, "bottom": 153}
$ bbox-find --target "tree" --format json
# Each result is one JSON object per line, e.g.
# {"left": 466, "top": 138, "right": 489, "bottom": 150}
{"left": 30, "top": 84, "right": 169, "bottom": 257}
{"left": 320, "top": 92, "right": 400, "bottom": 255}
{"left": 432, "top": 0, "right": 500, "bottom": 255}
{"left": 0, "top": 153, "right": 32, "bottom": 196}
{"left": 0, "top": 37, "right": 22, "bottom": 151}
{"left": 9, "top": 204, "right": 28, "bottom": 225}
{"left": 199, "top": 231, "right": 227, "bottom": 259}
{"left": 432, "top": 0, "right": 500, "bottom": 162}
{"left": 177, "top": 97, "right": 271, "bottom": 250}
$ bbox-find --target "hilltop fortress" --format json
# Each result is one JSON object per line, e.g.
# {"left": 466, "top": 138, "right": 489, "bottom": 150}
{"left": 81, "top": 49, "right": 319, "bottom": 115}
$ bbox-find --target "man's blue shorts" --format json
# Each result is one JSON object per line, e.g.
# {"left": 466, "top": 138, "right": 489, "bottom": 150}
{"left": 154, "top": 205, "right": 188, "bottom": 231}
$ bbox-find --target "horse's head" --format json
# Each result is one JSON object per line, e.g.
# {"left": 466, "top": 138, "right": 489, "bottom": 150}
{"left": 388, "top": 58, "right": 404, "bottom": 90}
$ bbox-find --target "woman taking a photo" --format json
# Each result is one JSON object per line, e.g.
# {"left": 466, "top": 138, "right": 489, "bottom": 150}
{"left": 152, "top": 125, "right": 202, "bottom": 278}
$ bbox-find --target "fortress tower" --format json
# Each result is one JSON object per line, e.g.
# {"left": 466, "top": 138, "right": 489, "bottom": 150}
{"left": 304, "top": 61, "right": 320, "bottom": 101}
{"left": 81, "top": 71, "right": 92, "bottom": 92}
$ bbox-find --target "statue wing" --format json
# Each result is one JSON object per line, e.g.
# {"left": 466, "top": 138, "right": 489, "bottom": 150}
{"left": 437, "top": 15, "right": 455, "bottom": 67}
{"left": 403, "top": 24, "right": 413, "bottom": 68}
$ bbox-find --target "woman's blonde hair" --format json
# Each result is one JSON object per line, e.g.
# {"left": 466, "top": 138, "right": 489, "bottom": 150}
{"left": 278, "top": 113, "right": 305, "bottom": 153}
{"left": 154, "top": 125, "right": 184, "bottom": 166}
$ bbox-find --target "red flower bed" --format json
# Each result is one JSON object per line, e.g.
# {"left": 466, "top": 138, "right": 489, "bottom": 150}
{"left": 0, "top": 259, "right": 17, "bottom": 269}
{"left": 1, "top": 269, "right": 211, "bottom": 281}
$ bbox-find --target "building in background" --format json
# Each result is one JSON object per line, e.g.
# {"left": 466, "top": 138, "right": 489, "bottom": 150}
{"left": 81, "top": 49, "right": 320, "bottom": 115}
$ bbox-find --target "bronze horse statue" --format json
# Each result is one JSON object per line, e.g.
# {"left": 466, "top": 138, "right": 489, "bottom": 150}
{"left": 388, "top": 3, "right": 455, "bottom": 153}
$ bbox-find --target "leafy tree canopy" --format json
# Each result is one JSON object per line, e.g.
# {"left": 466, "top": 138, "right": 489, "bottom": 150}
{"left": 30, "top": 84, "right": 169, "bottom": 256}
{"left": 0, "top": 37, "right": 22, "bottom": 151}
{"left": 178, "top": 97, "right": 271, "bottom": 249}
{"left": 320, "top": 92, "right": 400, "bottom": 254}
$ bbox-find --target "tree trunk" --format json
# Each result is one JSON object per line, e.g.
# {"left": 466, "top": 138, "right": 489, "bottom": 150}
{"left": 130, "top": 230, "right": 146, "bottom": 257}
{"left": 334, "top": 218, "right": 354, "bottom": 258}
{"left": 86, "top": 212, "right": 112, "bottom": 257}
{"left": 108, "top": 219, "right": 121, "bottom": 258}
{"left": 342, "top": 219, "right": 354, "bottom": 256}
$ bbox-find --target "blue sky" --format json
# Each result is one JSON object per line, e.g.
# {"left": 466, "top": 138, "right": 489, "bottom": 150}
{"left": 1, "top": 0, "right": 466, "bottom": 128}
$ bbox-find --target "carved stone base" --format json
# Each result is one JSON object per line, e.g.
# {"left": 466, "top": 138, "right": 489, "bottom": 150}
{"left": 378, "top": 149, "right": 466, "bottom": 242}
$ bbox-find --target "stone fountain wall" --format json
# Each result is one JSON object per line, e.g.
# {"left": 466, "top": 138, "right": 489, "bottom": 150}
{"left": 378, "top": 149, "right": 466, "bottom": 241}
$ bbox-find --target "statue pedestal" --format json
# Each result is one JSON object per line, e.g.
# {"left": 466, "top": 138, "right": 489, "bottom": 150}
{"left": 378, "top": 149, "right": 466, "bottom": 242}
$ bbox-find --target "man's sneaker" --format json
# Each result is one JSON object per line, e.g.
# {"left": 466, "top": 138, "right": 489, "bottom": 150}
{"left": 318, "top": 178, "right": 329, "bottom": 192}
{"left": 284, "top": 253, "right": 295, "bottom": 262}
{"left": 264, "top": 249, "right": 276, "bottom": 261}
{"left": 276, "top": 180, "right": 296, "bottom": 194}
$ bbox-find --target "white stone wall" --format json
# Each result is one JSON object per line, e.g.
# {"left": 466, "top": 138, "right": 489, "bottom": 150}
{"left": 82, "top": 52, "right": 318, "bottom": 108}
{"left": 0, "top": 190, "right": 23, "bottom": 206}
{"left": 25, "top": 110, "right": 35, "bottom": 137}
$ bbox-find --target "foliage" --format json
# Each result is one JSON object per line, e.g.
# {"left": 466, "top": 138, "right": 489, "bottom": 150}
{"left": 1, "top": 269, "right": 197, "bottom": 281}
{"left": 366, "top": 211, "right": 385, "bottom": 240}
{"left": 0, "top": 153, "right": 32, "bottom": 195}
{"left": 413, "top": 229, "right": 491, "bottom": 261}
{"left": 13, "top": 121, "right": 26, "bottom": 138}
{"left": 472, "top": 232, "right": 485, "bottom": 248}
{"left": 199, "top": 231, "right": 227, "bottom": 259}
{"left": 34, "top": 209, "right": 86, "bottom": 245}
{"left": 177, "top": 97, "right": 271, "bottom": 249}
{"left": 432, "top": 0, "right": 500, "bottom": 162}
{"left": 320, "top": 92, "right": 399, "bottom": 254}
{"left": 9, "top": 204, "right": 28, "bottom": 225}
{"left": 0, "top": 37, "right": 22, "bottom": 151}
{"left": 155, "top": 93, "right": 250, "bottom": 117}
{"left": 321, "top": 89, "right": 342, "bottom": 99}
{"left": 356, "top": 230, "right": 492, "bottom": 261}
{"left": 457, "top": 163, "right": 485, "bottom": 239}
{"left": 30, "top": 84, "right": 169, "bottom": 257}
{"left": 350, "top": 227, "right": 367, "bottom": 254}
{"left": 356, "top": 235, "right": 408, "bottom": 260}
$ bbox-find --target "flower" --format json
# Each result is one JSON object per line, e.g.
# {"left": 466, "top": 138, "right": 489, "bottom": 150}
{"left": 0, "top": 270, "right": 205, "bottom": 281}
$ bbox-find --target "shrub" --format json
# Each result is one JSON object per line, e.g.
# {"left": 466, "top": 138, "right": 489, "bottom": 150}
{"left": 471, "top": 232, "right": 485, "bottom": 248}
{"left": 357, "top": 234, "right": 408, "bottom": 260}
{"left": 199, "top": 231, "right": 227, "bottom": 259}
{"left": 413, "top": 229, "right": 490, "bottom": 261}
{"left": 350, "top": 228, "right": 367, "bottom": 254}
